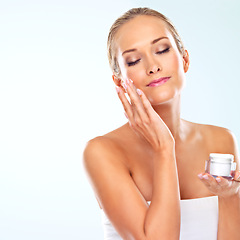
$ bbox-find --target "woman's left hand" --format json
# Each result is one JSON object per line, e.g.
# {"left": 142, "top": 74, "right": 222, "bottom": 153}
{"left": 198, "top": 171, "right": 240, "bottom": 198}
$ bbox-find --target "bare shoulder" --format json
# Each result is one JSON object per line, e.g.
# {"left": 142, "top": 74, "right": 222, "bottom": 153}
{"left": 192, "top": 121, "right": 239, "bottom": 167}
{"left": 82, "top": 135, "right": 131, "bottom": 204}
{"left": 187, "top": 120, "right": 235, "bottom": 143}
{"left": 83, "top": 124, "right": 134, "bottom": 178}
{"left": 84, "top": 135, "right": 121, "bottom": 155}
{"left": 201, "top": 123, "right": 237, "bottom": 150}
{"left": 82, "top": 134, "right": 151, "bottom": 239}
{"left": 83, "top": 134, "right": 128, "bottom": 170}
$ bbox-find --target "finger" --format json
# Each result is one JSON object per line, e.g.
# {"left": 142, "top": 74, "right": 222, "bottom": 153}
{"left": 233, "top": 170, "right": 240, "bottom": 182}
{"left": 137, "top": 89, "right": 170, "bottom": 133}
{"left": 234, "top": 170, "right": 240, "bottom": 180}
{"left": 215, "top": 176, "right": 230, "bottom": 188}
{"left": 125, "top": 79, "right": 148, "bottom": 121}
{"left": 116, "top": 87, "right": 148, "bottom": 134}
{"left": 233, "top": 178, "right": 240, "bottom": 183}
{"left": 136, "top": 89, "right": 154, "bottom": 118}
{"left": 121, "top": 80, "right": 141, "bottom": 124}
{"left": 198, "top": 173, "right": 211, "bottom": 187}
{"left": 124, "top": 80, "right": 147, "bottom": 130}
{"left": 199, "top": 173, "right": 218, "bottom": 188}
{"left": 116, "top": 86, "right": 134, "bottom": 122}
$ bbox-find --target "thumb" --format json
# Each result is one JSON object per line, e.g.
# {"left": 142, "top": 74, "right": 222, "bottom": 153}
{"left": 233, "top": 170, "right": 240, "bottom": 181}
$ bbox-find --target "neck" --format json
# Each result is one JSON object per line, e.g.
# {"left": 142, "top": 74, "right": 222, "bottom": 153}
{"left": 152, "top": 94, "right": 185, "bottom": 144}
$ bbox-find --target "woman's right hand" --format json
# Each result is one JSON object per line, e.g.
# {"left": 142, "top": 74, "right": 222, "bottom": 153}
{"left": 116, "top": 78, "right": 175, "bottom": 152}
{"left": 84, "top": 78, "right": 180, "bottom": 240}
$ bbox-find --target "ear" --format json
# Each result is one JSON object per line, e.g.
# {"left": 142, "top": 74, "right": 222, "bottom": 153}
{"left": 112, "top": 75, "right": 121, "bottom": 87}
{"left": 182, "top": 49, "right": 190, "bottom": 73}
{"left": 112, "top": 75, "right": 126, "bottom": 92}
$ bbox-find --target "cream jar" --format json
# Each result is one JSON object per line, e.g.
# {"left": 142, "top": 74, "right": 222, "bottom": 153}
{"left": 205, "top": 153, "right": 236, "bottom": 179}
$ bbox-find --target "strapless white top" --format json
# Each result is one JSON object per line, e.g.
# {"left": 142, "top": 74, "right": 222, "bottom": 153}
{"left": 101, "top": 196, "right": 218, "bottom": 240}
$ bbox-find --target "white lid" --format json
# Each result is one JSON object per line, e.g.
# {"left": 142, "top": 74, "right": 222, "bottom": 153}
{"left": 209, "top": 153, "right": 234, "bottom": 163}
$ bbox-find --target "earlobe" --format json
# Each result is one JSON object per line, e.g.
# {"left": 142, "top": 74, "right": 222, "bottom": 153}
{"left": 112, "top": 75, "right": 121, "bottom": 87}
{"left": 112, "top": 75, "right": 126, "bottom": 92}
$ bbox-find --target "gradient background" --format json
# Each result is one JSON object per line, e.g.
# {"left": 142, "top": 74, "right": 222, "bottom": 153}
{"left": 1, "top": 0, "right": 240, "bottom": 239}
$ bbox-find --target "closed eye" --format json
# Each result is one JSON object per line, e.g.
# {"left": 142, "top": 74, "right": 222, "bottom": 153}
{"left": 156, "top": 47, "right": 170, "bottom": 55}
{"left": 127, "top": 59, "right": 140, "bottom": 66}
{"left": 126, "top": 47, "right": 169, "bottom": 66}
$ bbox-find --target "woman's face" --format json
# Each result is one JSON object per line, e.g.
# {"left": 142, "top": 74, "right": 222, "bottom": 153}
{"left": 114, "top": 15, "right": 189, "bottom": 105}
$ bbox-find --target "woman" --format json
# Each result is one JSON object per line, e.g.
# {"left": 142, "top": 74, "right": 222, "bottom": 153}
{"left": 83, "top": 7, "right": 240, "bottom": 240}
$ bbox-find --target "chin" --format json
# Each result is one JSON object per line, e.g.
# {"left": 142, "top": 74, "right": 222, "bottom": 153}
{"left": 146, "top": 88, "right": 181, "bottom": 106}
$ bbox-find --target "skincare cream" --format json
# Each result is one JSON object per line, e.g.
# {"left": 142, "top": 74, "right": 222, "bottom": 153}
{"left": 205, "top": 153, "right": 236, "bottom": 179}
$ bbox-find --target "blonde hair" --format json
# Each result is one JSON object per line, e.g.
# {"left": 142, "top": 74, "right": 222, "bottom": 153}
{"left": 107, "top": 7, "right": 185, "bottom": 76}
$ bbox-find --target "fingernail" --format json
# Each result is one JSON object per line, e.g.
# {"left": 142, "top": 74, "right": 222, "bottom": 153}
{"left": 203, "top": 175, "right": 209, "bottom": 180}
{"left": 115, "top": 86, "right": 120, "bottom": 93}
{"left": 136, "top": 89, "right": 142, "bottom": 95}
{"left": 124, "top": 112, "right": 128, "bottom": 119}
{"left": 198, "top": 173, "right": 203, "bottom": 179}
{"left": 126, "top": 79, "right": 130, "bottom": 84}
{"left": 122, "top": 82, "right": 127, "bottom": 91}
{"left": 216, "top": 177, "right": 221, "bottom": 182}
{"left": 129, "top": 79, "right": 133, "bottom": 83}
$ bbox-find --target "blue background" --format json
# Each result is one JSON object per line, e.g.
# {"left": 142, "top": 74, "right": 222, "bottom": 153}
{"left": 0, "top": 0, "right": 240, "bottom": 239}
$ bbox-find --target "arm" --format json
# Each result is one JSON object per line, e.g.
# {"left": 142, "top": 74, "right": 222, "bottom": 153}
{"left": 218, "top": 192, "right": 240, "bottom": 240}
{"left": 83, "top": 79, "right": 181, "bottom": 240}
{"left": 198, "top": 128, "right": 240, "bottom": 239}
{"left": 83, "top": 137, "right": 180, "bottom": 240}
{"left": 217, "top": 130, "right": 240, "bottom": 240}
{"left": 145, "top": 148, "right": 180, "bottom": 238}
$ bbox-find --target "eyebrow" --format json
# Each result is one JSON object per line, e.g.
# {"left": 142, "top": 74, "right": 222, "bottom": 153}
{"left": 122, "top": 37, "right": 168, "bottom": 55}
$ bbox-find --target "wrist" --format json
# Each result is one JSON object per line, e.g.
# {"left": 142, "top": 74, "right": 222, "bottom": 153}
{"left": 219, "top": 190, "right": 240, "bottom": 202}
{"left": 153, "top": 145, "right": 176, "bottom": 159}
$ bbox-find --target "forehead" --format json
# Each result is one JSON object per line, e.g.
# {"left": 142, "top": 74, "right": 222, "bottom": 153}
{"left": 114, "top": 15, "right": 174, "bottom": 52}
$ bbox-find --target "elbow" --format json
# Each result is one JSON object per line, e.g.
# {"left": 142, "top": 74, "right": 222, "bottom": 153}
{"left": 144, "top": 227, "right": 180, "bottom": 240}
{"left": 145, "top": 234, "right": 180, "bottom": 240}
{"left": 122, "top": 227, "right": 180, "bottom": 240}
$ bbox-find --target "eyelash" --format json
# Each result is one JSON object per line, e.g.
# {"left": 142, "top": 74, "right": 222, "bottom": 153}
{"left": 127, "top": 47, "right": 170, "bottom": 67}
{"left": 156, "top": 47, "right": 170, "bottom": 55}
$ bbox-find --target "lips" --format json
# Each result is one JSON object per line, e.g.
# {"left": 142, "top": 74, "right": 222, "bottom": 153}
{"left": 147, "top": 77, "right": 170, "bottom": 87}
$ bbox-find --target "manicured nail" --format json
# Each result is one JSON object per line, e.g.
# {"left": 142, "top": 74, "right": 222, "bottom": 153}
{"left": 129, "top": 79, "right": 133, "bottom": 83}
{"left": 203, "top": 175, "right": 209, "bottom": 180}
{"left": 122, "top": 82, "right": 127, "bottom": 91}
{"left": 124, "top": 112, "right": 128, "bottom": 119}
{"left": 198, "top": 173, "right": 203, "bottom": 179}
{"left": 216, "top": 177, "right": 221, "bottom": 183}
{"left": 126, "top": 79, "right": 130, "bottom": 85}
{"left": 115, "top": 86, "right": 120, "bottom": 93}
{"left": 137, "top": 89, "right": 142, "bottom": 95}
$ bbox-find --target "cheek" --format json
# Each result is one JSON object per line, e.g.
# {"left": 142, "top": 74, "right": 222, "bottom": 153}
{"left": 117, "top": 59, "right": 141, "bottom": 81}
{"left": 174, "top": 54, "right": 185, "bottom": 74}
{"left": 126, "top": 66, "right": 143, "bottom": 79}
{"left": 164, "top": 52, "right": 183, "bottom": 71}
{"left": 120, "top": 64, "right": 144, "bottom": 83}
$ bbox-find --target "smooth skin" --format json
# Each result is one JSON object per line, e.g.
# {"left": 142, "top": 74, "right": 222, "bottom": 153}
{"left": 83, "top": 15, "right": 240, "bottom": 240}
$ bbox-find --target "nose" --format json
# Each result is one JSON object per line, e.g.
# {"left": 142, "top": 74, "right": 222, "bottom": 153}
{"left": 146, "top": 58, "right": 161, "bottom": 75}
{"left": 149, "top": 67, "right": 160, "bottom": 74}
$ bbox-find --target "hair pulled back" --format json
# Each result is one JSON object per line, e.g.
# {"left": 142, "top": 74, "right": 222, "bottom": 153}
{"left": 107, "top": 7, "right": 185, "bottom": 76}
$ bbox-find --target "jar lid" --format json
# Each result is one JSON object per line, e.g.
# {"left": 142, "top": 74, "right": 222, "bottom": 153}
{"left": 209, "top": 153, "right": 234, "bottom": 163}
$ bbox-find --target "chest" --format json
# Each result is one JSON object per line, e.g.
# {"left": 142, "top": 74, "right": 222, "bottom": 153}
{"left": 128, "top": 142, "right": 214, "bottom": 200}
